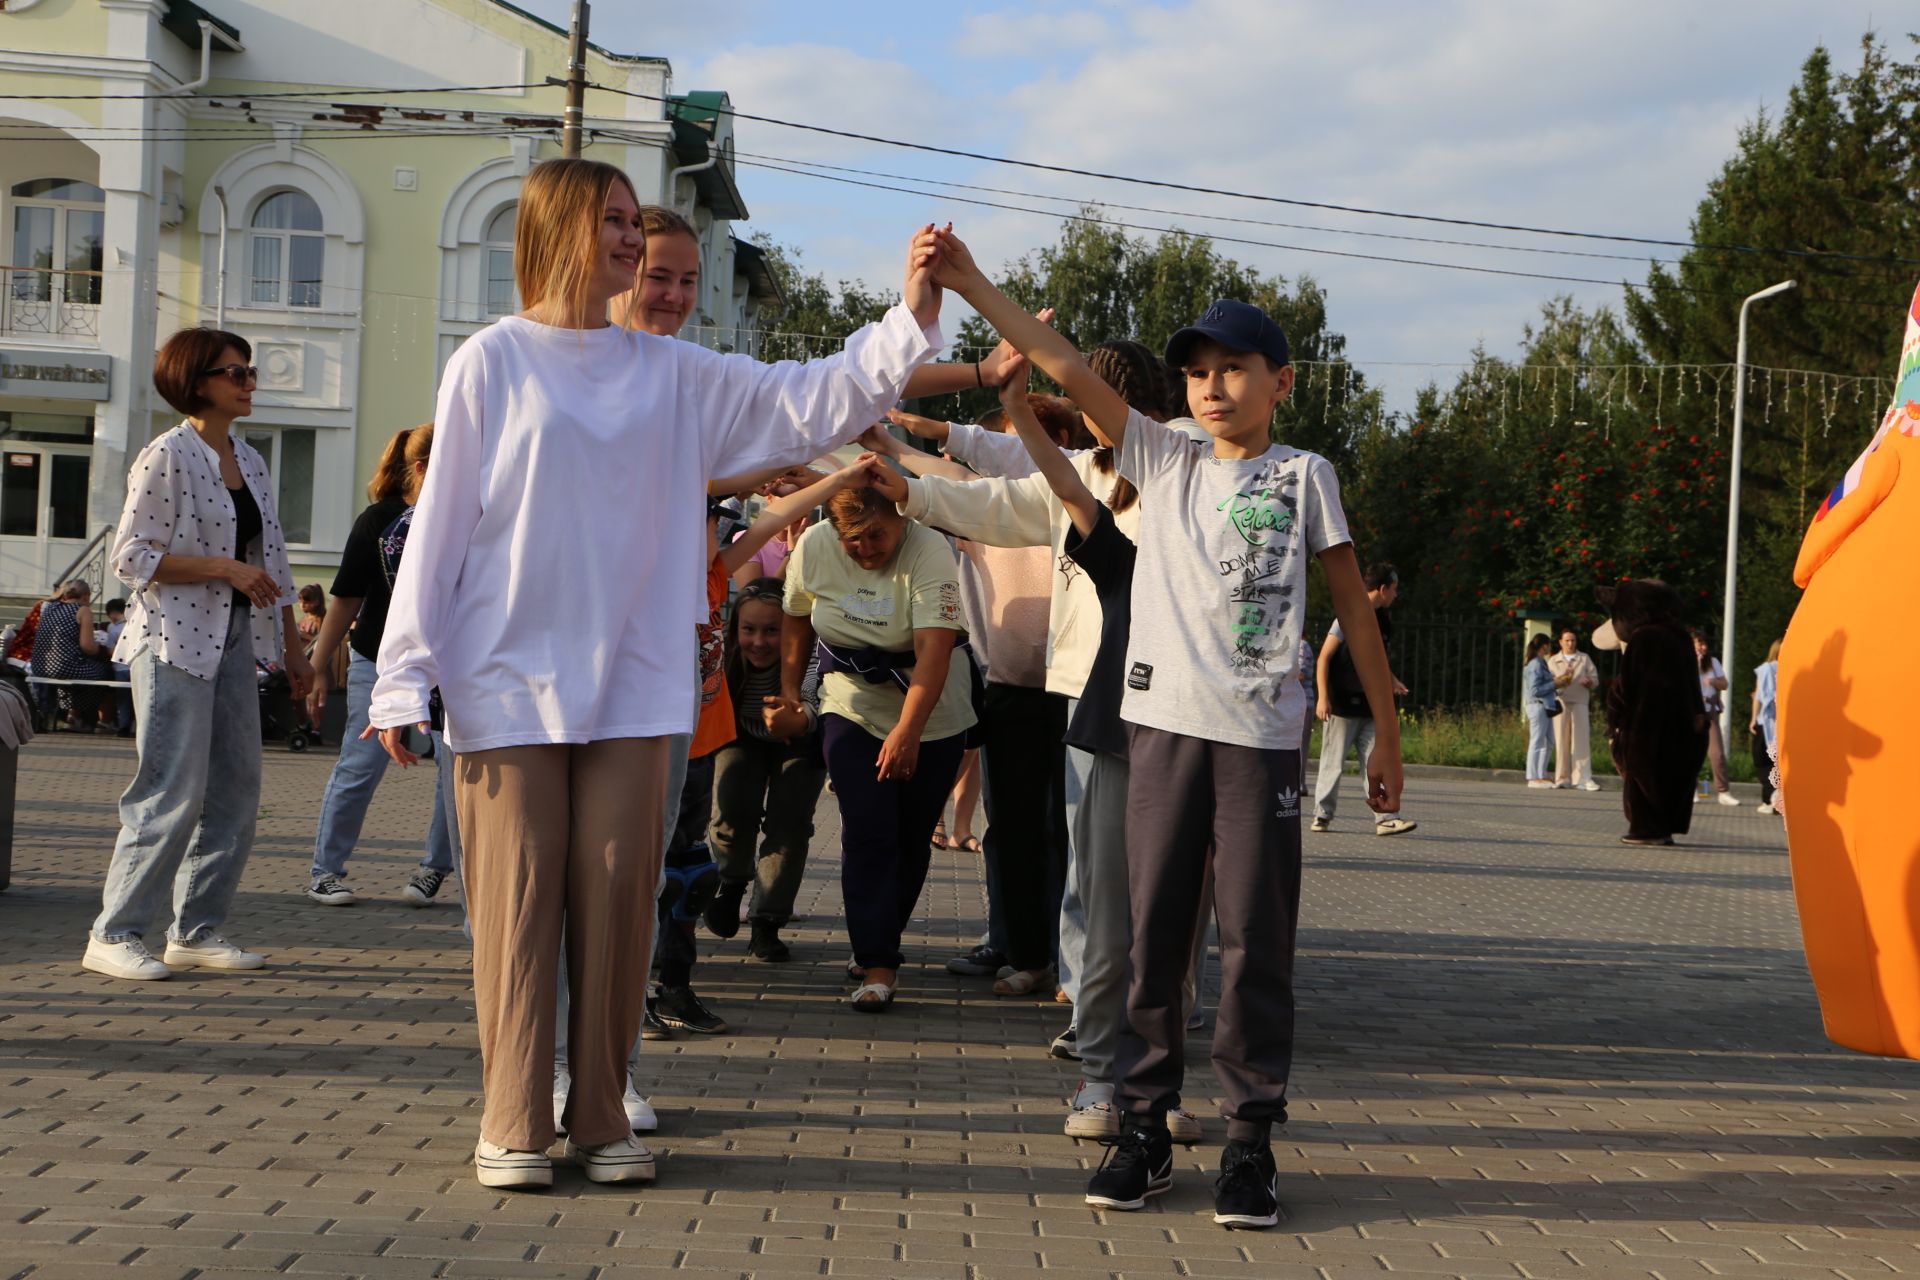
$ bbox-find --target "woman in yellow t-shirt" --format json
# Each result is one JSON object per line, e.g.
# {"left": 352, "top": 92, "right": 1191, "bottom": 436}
{"left": 779, "top": 484, "right": 977, "bottom": 1011}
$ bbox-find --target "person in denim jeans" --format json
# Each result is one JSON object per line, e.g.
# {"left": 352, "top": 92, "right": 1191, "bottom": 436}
{"left": 83, "top": 327, "right": 313, "bottom": 982}
{"left": 1523, "top": 634, "right": 1560, "bottom": 787}
{"left": 304, "top": 425, "right": 457, "bottom": 908}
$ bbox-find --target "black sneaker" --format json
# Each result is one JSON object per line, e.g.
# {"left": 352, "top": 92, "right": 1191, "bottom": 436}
{"left": 1212, "top": 1138, "right": 1280, "bottom": 1229}
{"left": 1049, "top": 1026, "right": 1081, "bottom": 1061}
{"left": 654, "top": 984, "right": 728, "bottom": 1034}
{"left": 703, "top": 882, "right": 746, "bottom": 939}
{"left": 945, "top": 943, "right": 1007, "bottom": 977}
{"left": 746, "top": 920, "right": 790, "bottom": 963}
{"left": 640, "top": 1003, "right": 675, "bottom": 1041}
{"left": 403, "top": 868, "right": 446, "bottom": 907}
{"left": 1084, "top": 1122, "right": 1173, "bottom": 1210}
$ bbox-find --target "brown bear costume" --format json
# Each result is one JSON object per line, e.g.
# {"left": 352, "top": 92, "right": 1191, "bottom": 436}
{"left": 1595, "top": 580, "right": 1709, "bottom": 845}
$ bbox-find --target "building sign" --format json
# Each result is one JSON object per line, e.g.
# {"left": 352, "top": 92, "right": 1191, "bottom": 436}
{"left": 0, "top": 349, "right": 111, "bottom": 401}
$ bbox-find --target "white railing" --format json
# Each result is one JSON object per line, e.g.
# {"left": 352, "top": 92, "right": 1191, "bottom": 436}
{"left": 2, "top": 266, "right": 102, "bottom": 341}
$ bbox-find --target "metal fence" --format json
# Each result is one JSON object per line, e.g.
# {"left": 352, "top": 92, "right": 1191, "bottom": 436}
{"left": 1306, "top": 613, "right": 1618, "bottom": 711}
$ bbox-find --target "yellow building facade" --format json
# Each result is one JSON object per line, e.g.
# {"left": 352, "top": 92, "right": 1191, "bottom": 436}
{"left": 0, "top": 0, "right": 772, "bottom": 600}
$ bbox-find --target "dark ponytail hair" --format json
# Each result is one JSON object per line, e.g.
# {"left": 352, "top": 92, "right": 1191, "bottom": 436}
{"left": 1085, "top": 340, "right": 1179, "bottom": 515}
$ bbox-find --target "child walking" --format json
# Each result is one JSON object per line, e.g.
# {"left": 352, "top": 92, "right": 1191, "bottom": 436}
{"left": 930, "top": 230, "right": 1403, "bottom": 1229}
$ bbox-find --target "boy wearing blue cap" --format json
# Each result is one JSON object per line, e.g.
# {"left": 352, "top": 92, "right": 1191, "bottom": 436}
{"left": 927, "top": 229, "right": 1403, "bottom": 1228}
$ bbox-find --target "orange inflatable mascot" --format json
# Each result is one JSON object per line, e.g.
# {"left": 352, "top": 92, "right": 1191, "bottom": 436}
{"left": 1777, "top": 279, "right": 1920, "bottom": 1059}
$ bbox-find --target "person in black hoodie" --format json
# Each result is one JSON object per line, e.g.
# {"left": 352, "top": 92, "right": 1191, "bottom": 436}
{"left": 1595, "top": 580, "right": 1710, "bottom": 846}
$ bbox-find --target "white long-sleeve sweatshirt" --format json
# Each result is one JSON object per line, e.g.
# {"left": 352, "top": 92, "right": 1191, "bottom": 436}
{"left": 371, "top": 305, "right": 939, "bottom": 751}
{"left": 899, "top": 423, "right": 1143, "bottom": 699}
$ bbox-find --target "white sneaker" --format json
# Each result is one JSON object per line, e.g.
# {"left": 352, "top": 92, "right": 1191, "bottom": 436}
{"left": 568, "top": 1133, "right": 657, "bottom": 1184}
{"left": 552, "top": 1067, "right": 570, "bottom": 1135}
{"left": 163, "top": 934, "right": 264, "bottom": 970}
{"left": 623, "top": 1080, "right": 658, "bottom": 1132}
{"left": 1757, "top": 802, "right": 1776, "bottom": 815}
{"left": 474, "top": 1139, "right": 551, "bottom": 1190}
{"left": 1526, "top": 779, "right": 1555, "bottom": 789}
{"left": 1167, "top": 1107, "right": 1203, "bottom": 1143}
{"left": 82, "top": 935, "right": 171, "bottom": 981}
{"left": 1553, "top": 781, "right": 1572, "bottom": 790}
{"left": 1373, "top": 818, "right": 1418, "bottom": 836}
{"left": 1716, "top": 792, "right": 1741, "bottom": 807}
{"left": 1581, "top": 780, "right": 1602, "bottom": 792}
{"left": 1064, "top": 1081, "right": 1119, "bottom": 1139}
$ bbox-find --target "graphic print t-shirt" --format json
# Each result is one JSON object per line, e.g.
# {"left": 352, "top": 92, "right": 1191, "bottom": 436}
{"left": 689, "top": 555, "right": 737, "bottom": 758}
{"left": 782, "top": 519, "right": 976, "bottom": 744}
{"left": 1117, "top": 408, "right": 1350, "bottom": 749}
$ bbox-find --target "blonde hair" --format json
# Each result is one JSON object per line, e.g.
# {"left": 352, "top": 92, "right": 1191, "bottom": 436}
{"left": 640, "top": 204, "right": 696, "bottom": 242}
{"left": 403, "top": 422, "right": 435, "bottom": 503}
{"left": 368, "top": 426, "right": 417, "bottom": 503}
{"left": 515, "top": 158, "right": 640, "bottom": 321}
{"left": 827, "top": 486, "right": 902, "bottom": 537}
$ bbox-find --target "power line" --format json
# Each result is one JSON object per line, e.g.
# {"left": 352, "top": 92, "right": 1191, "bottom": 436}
{"left": 0, "top": 83, "right": 546, "bottom": 101}
{"left": 585, "top": 80, "right": 1920, "bottom": 270}
{"left": 714, "top": 150, "right": 1895, "bottom": 308}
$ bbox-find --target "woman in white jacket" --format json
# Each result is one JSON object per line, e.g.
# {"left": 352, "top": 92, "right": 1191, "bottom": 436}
{"left": 368, "top": 159, "right": 945, "bottom": 1190}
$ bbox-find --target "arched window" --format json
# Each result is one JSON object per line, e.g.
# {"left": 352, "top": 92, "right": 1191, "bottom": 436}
{"left": 8, "top": 177, "right": 105, "bottom": 314}
{"left": 483, "top": 204, "right": 516, "bottom": 316}
{"left": 249, "top": 190, "right": 324, "bottom": 309}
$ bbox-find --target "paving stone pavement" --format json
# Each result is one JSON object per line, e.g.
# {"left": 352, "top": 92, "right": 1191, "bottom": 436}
{"left": 1, "top": 735, "right": 1916, "bottom": 1280}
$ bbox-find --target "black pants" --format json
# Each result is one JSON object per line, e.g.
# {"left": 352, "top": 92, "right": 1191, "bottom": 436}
{"left": 709, "top": 733, "right": 826, "bottom": 926}
{"left": 1751, "top": 730, "right": 1775, "bottom": 805}
{"left": 978, "top": 683, "right": 1069, "bottom": 972}
{"left": 1114, "top": 724, "right": 1302, "bottom": 1142}
{"left": 821, "top": 714, "right": 966, "bottom": 971}
{"left": 657, "top": 750, "right": 717, "bottom": 988}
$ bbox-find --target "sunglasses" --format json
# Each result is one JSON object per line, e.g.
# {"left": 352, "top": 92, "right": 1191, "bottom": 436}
{"left": 200, "top": 364, "right": 260, "bottom": 386}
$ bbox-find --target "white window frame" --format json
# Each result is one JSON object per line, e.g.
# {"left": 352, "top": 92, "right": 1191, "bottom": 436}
{"left": 247, "top": 189, "right": 326, "bottom": 310}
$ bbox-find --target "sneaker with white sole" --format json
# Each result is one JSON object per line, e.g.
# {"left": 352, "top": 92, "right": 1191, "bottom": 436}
{"left": 81, "top": 935, "right": 171, "bottom": 981}
{"left": 568, "top": 1133, "right": 656, "bottom": 1184}
{"left": 1373, "top": 818, "right": 1418, "bottom": 836}
{"left": 623, "top": 1080, "right": 658, "bottom": 1133}
{"left": 1049, "top": 1026, "right": 1081, "bottom": 1061}
{"left": 1309, "top": 817, "right": 1330, "bottom": 832}
{"left": 552, "top": 1068, "right": 571, "bottom": 1135}
{"left": 1581, "top": 780, "right": 1602, "bottom": 792}
{"left": 474, "top": 1138, "right": 552, "bottom": 1190}
{"left": 403, "top": 868, "right": 446, "bottom": 906}
{"left": 163, "top": 934, "right": 264, "bottom": 970}
{"left": 1065, "top": 1081, "right": 1120, "bottom": 1139}
{"left": 307, "top": 875, "right": 356, "bottom": 906}
{"left": 1757, "top": 802, "right": 1777, "bottom": 815}
{"left": 1167, "top": 1107, "right": 1203, "bottom": 1144}
{"left": 1715, "top": 792, "right": 1741, "bottom": 807}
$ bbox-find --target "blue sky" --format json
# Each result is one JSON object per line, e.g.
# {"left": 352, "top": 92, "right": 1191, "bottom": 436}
{"left": 516, "top": 1, "right": 1897, "bottom": 411}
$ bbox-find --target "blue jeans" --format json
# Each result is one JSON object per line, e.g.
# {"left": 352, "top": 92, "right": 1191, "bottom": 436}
{"left": 110, "top": 662, "right": 134, "bottom": 731}
{"left": 93, "top": 603, "right": 260, "bottom": 944}
{"left": 1524, "top": 701, "right": 1555, "bottom": 780}
{"left": 310, "top": 651, "right": 456, "bottom": 880}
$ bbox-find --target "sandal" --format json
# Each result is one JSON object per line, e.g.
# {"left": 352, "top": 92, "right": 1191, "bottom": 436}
{"left": 955, "top": 835, "right": 983, "bottom": 854}
{"left": 850, "top": 981, "right": 895, "bottom": 1012}
{"left": 993, "top": 967, "right": 1052, "bottom": 997}
{"left": 846, "top": 957, "right": 866, "bottom": 982}
{"left": 930, "top": 821, "right": 950, "bottom": 850}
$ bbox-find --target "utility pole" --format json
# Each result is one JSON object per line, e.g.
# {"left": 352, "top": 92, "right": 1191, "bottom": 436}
{"left": 561, "top": 0, "right": 590, "bottom": 158}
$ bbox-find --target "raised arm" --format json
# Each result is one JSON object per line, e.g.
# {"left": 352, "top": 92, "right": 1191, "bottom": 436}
{"left": 867, "top": 459, "right": 1058, "bottom": 551}
{"left": 999, "top": 356, "right": 1100, "bottom": 537}
{"left": 1320, "top": 544, "right": 1402, "bottom": 812}
{"left": 860, "top": 424, "right": 976, "bottom": 483}
{"left": 899, "top": 306, "right": 1054, "bottom": 399}
{"left": 930, "top": 228, "right": 1131, "bottom": 447}
{"left": 722, "top": 458, "right": 877, "bottom": 576}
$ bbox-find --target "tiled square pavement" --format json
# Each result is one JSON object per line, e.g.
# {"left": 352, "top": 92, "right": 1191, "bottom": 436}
{"left": 1, "top": 736, "right": 1915, "bottom": 1278}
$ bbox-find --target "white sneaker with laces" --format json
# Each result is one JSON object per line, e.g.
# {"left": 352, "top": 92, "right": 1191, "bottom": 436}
{"left": 163, "top": 935, "right": 264, "bottom": 970}
{"left": 1167, "top": 1107, "right": 1203, "bottom": 1143}
{"left": 552, "top": 1067, "right": 570, "bottom": 1135}
{"left": 1064, "top": 1081, "right": 1120, "bottom": 1139}
{"left": 1757, "top": 802, "right": 1777, "bottom": 815}
{"left": 1715, "top": 792, "right": 1741, "bottom": 807}
{"left": 474, "top": 1138, "right": 551, "bottom": 1190}
{"left": 1581, "top": 780, "right": 1602, "bottom": 792}
{"left": 623, "top": 1080, "right": 658, "bottom": 1132}
{"left": 82, "top": 935, "right": 171, "bottom": 981}
{"left": 568, "top": 1133, "right": 657, "bottom": 1184}
{"left": 1374, "top": 818, "right": 1418, "bottom": 836}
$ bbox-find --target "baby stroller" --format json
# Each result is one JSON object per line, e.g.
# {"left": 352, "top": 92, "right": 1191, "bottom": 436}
{"left": 257, "top": 662, "right": 314, "bottom": 752}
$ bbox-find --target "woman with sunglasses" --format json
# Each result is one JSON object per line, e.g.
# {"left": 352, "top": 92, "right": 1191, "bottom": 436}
{"left": 81, "top": 328, "right": 313, "bottom": 982}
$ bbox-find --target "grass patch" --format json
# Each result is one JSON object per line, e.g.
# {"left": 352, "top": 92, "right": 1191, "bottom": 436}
{"left": 1309, "top": 704, "right": 1760, "bottom": 783}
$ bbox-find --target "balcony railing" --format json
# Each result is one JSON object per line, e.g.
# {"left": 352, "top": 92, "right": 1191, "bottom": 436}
{"left": 2, "top": 266, "right": 103, "bottom": 341}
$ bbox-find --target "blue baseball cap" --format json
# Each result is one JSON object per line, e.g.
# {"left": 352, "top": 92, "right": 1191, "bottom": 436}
{"left": 1164, "top": 299, "right": 1290, "bottom": 369}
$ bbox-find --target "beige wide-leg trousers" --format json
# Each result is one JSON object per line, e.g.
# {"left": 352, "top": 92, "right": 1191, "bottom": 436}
{"left": 455, "top": 737, "right": 672, "bottom": 1151}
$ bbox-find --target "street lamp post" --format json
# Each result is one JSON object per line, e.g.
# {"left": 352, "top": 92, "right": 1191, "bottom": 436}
{"left": 1718, "top": 278, "right": 1796, "bottom": 747}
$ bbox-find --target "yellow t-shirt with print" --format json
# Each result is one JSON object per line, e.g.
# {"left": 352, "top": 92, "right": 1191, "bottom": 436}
{"left": 783, "top": 520, "right": 977, "bottom": 743}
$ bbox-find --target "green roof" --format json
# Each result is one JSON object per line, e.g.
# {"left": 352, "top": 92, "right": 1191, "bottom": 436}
{"left": 668, "top": 94, "right": 747, "bottom": 221}
{"left": 160, "top": 0, "right": 243, "bottom": 51}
